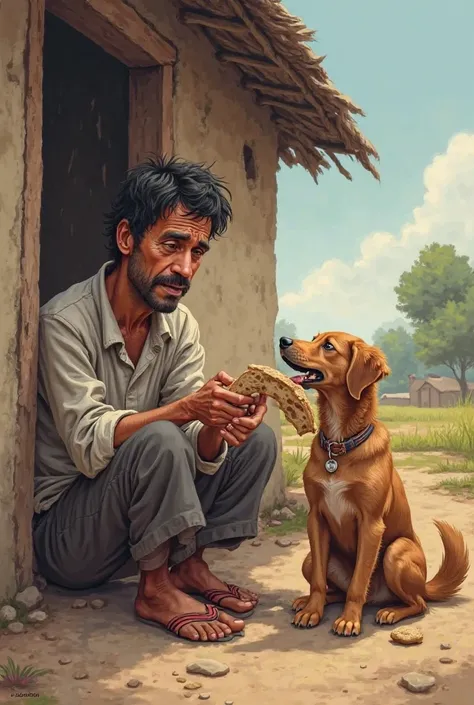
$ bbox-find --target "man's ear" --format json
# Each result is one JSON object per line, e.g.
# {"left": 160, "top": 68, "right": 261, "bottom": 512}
{"left": 116, "top": 219, "right": 134, "bottom": 257}
{"left": 346, "top": 343, "right": 391, "bottom": 400}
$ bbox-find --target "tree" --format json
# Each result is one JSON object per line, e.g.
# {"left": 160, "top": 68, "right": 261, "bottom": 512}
{"left": 373, "top": 326, "right": 421, "bottom": 394}
{"left": 395, "top": 243, "right": 474, "bottom": 401}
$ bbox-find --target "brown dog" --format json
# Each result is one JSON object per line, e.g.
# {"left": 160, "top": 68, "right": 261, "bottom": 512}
{"left": 280, "top": 331, "right": 469, "bottom": 637}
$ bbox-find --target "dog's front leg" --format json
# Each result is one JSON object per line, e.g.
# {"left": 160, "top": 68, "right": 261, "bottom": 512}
{"left": 333, "top": 518, "right": 385, "bottom": 637}
{"left": 293, "top": 509, "right": 330, "bottom": 629}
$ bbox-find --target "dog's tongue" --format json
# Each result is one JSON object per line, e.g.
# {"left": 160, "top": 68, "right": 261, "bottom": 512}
{"left": 290, "top": 374, "right": 305, "bottom": 386}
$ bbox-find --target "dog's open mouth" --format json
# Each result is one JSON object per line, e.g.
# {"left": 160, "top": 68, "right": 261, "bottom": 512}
{"left": 283, "top": 360, "right": 324, "bottom": 388}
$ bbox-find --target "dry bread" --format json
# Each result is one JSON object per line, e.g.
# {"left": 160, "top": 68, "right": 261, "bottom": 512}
{"left": 230, "top": 364, "right": 316, "bottom": 436}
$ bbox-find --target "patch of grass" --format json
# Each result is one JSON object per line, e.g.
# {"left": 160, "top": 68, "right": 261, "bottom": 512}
{"left": 377, "top": 404, "right": 471, "bottom": 423}
{"left": 393, "top": 453, "right": 441, "bottom": 469}
{"left": 390, "top": 407, "right": 474, "bottom": 455}
{"left": 282, "top": 448, "right": 308, "bottom": 487}
{"left": 427, "top": 457, "right": 474, "bottom": 474}
{"left": 434, "top": 475, "right": 474, "bottom": 498}
{"left": 265, "top": 505, "right": 308, "bottom": 535}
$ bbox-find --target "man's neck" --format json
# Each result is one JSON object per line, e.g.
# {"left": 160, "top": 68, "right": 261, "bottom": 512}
{"left": 105, "top": 263, "right": 152, "bottom": 335}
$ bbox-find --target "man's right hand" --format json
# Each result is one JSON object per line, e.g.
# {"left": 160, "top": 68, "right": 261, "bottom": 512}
{"left": 183, "top": 371, "right": 256, "bottom": 427}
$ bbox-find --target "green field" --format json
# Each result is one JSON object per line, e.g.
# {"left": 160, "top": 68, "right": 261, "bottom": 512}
{"left": 281, "top": 403, "right": 474, "bottom": 498}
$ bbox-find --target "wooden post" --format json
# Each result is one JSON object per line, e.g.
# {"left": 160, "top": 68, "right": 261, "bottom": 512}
{"left": 129, "top": 65, "right": 174, "bottom": 166}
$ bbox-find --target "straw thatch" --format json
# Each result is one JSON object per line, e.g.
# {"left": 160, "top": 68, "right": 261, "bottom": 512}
{"left": 177, "top": 0, "right": 379, "bottom": 182}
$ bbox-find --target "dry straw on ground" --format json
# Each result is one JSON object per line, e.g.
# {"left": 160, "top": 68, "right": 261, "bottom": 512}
{"left": 178, "top": 0, "right": 379, "bottom": 181}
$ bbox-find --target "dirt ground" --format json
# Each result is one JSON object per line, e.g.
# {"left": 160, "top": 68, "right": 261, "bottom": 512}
{"left": 1, "top": 465, "right": 473, "bottom": 705}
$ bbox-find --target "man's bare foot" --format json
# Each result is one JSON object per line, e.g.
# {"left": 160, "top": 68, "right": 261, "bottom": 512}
{"left": 170, "top": 551, "right": 258, "bottom": 614}
{"left": 135, "top": 570, "right": 244, "bottom": 641}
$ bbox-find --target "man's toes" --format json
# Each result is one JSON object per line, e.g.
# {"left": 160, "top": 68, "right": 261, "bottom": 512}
{"left": 218, "top": 611, "right": 244, "bottom": 633}
{"left": 194, "top": 624, "right": 209, "bottom": 641}
{"left": 202, "top": 622, "right": 219, "bottom": 640}
{"left": 180, "top": 624, "right": 200, "bottom": 641}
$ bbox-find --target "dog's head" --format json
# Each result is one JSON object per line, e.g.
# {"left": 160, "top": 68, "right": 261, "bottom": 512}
{"left": 280, "top": 331, "right": 391, "bottom": 400}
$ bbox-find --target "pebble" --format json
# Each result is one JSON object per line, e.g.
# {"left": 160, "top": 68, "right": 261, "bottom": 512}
{"left": 342, "top": 689, "right": 349, "bottom": 693}
{"left": 71, "top": 599, "right": 88, "bottom": 609}
{"left": 251, "top": 540, "right": 262, "bottom": 547}
{"left": 439, "top": 657, "right": 454, "bottom": 664}
{"left": 291, "top": 540, "right": 300, "bottom": 546}
{"left": 287, "top": 498, "right": 298, "bottom": 506}
{"left": 275, "top": 538, "right": 292, "bottom": 548}
{"left": 198, "top": 695, "right": 210, "bottom": 701}
{"left": 90, "top": 599, "right": 106, "bottom": 610}
{"left": 172, "top": 671, "right": 179, "bottom": 676}
{"left": 268, "top": 520, "right": 282, "bottom": 527}
{"left": 59, "top": 658, "right": 72, "bottom": 665}
{"left": 360, "top": 664, "right": 367, "bottom": 669}
{"left": 126, "top": 679, "right": 142, "bottom": 688}
{"left": 440, "top": 642, "right": 452, "bottom": 650}
{"left": 271, "top": 509, "right": 281, "bottom": 520}
{"left": 7, "top": 621, "right": 24, "bottom": 634}
{"left": 184, "top": 695, "right": 193, "bottom": 700}
{"left": 42, "top": 631, "right": 57, "bottom": 641}
{"left": 399, "top": 672, "right": 436, "bottom": 693}
{"left": 390, "top": 626, "right": 423, "bottom": 645}
{"left": 15, "top": 586, "right": 43, "bottom": 610}
{"left": 73, "top": 671, "right": 89, "bottom": 680}
{"left": 184, "top": 681, "right": 202, "bottom": 690}
{"left": 0, "top": 605, "right": 17, "bottom": 622}
{"left": 177, "top": 677, "right": 187, "bottom": 683}
{"left": 28, "top": 609, "right": 48, "bottom": 623}
{"left": 225, "top": 701, "right": 234, "bottom": 705}
{"left": 187, "top": 659, "right": 230, "bottom": 678}
{"left": 280, "top": 507, "right": 296, "bottom": 520}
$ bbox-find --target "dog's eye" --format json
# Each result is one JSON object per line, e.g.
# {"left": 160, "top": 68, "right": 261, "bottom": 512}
{"left": 322, "top": 342, "right": 335, "bottom": 351}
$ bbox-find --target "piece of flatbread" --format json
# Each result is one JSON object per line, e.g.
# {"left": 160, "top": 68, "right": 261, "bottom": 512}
{"left": 229, "top": 364, "right": 316, "bottom": 436}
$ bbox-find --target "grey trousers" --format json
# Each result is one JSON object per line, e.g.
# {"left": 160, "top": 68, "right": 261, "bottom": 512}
{"left": 33, "top": 421, "right": 277, "bottom": 590}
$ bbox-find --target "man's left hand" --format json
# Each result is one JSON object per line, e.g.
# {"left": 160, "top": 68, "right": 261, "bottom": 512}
{"left": 219, "top": 394, "right": 267, "bottom": 447}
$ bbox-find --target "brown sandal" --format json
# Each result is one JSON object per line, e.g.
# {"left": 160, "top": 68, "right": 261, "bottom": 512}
{"left": 137, "top": 603, "right": 244, "bottom": 642}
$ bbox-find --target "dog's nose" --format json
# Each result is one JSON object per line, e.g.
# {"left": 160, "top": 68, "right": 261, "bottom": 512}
{"left": 279, "top": 337, "right": 294, "bottom": 349}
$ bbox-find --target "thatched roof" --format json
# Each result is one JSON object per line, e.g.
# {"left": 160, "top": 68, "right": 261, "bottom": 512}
{"left": 410, "top": 376, "right": 474, "bottom": 394}
{"left": 177, "top": 0, "right": 379, "bottom": 182}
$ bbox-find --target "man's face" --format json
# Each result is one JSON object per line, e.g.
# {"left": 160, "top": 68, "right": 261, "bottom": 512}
{"left": 127, "top": 204, "right": 211, "bottom": 313}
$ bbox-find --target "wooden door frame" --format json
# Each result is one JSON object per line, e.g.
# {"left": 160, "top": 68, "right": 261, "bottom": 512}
{"left": 18, "top": 0, "right": 176, "bottom": 589}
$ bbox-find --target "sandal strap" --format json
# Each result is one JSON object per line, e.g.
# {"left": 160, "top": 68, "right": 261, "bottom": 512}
{"left": 167, "top": 604, "right": 219, "bottom": 636}
{"left": 201, "top": 583, "right": 247, "bottom": 606}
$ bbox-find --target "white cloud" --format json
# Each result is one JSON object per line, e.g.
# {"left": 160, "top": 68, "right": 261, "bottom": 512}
{"left": 279, "top": 132, "right": 474, "bottom": 342}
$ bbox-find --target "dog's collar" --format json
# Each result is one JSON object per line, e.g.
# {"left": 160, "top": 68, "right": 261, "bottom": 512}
{"left": 319, "top": 424, "right": 375, "bottom": 459}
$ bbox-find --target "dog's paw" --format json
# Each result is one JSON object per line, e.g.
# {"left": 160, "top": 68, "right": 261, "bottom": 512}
{"left": 332, "top": 616, "right": 361, "bottom": 637}
{"left": 375, "top": 609, "right": 396, "bottom": 625}
{"left": 291, "top": 595, "right": 310, "bottom": 612}
{"left": 292, "top": 606, "right": 323, "bottom": 628}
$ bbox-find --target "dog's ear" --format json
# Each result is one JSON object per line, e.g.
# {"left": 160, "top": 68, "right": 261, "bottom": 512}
{"left": 346, "top": 343, "right": 391, "bottom": 400}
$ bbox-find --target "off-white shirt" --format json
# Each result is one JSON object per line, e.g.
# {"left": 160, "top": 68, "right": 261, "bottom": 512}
{"left": 34, "top": 262, "right": 228, "bottom": 513}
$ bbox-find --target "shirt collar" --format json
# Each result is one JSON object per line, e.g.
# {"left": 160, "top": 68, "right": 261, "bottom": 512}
{"left": 92, "top": 261, "right": 174, "bottom": 350}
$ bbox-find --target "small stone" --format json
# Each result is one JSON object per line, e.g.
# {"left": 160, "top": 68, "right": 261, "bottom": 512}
{"left": 399, "top": 672, "right": 436, "bottom": 693}
{"left": 90, "top": 599, "right": 106, "bottom": 610}
{"left": 59, "top": 658, "right": 72, "bottom": 665}
{"left": 251, "top": 540, "right": 262, "bottom": 547}
{"left": 439, "top": 657, "right": 454, "bottom": 664}
{"left": 275, "top": 538, "right": 292, "bottom": 548}
{"left": 0, "top": 605, "right": 17, "bottom": 622}
{"left": 73, "top": 671, "right": 89, "bottom": 680}
{"left": 199, "top": 694, "right": 210, "bottom": 701}
{"left": 390, "top": 626, "right": 423, "bottom": 645}
{"left": 440, "top": 642, "right": 452, "bottom": 650}
{"left": 291, "top": 540, "right": 300, "bottom": 546}
{"left": 271, "top": 509, "right": 281, "bottom": 520}
{"left": 15, "top": 586, "right": 43, "bottom": 610}
{"left": 268, "top": 520, "right": 282, "bottom": 527}
{"left": 28, "top": 609, "right": 48, "bottom": 623}
{"left": 184, "top": 681, "right": 202, "bottom": 690}
{"left": 360, "top": 664, "right": 367, "bottom": 669}
{"left": 7, "top": 621, "right": 24, "bottom": 634}
{"left": 186, "top": 659, "right": 230, "bottom": 678}
{"left": 71, "top": 598, "right": 88, "bottom": 609}
{"left": 287, "top": 498, "right": 298, "bottom": 506}
{"left": 42, "top": 631, "right": 57, "bottom": 641}
{"left": 177, "top": 677, "right": 187, "bottom": 683}
{"left": 172, "top": 671, "right": 179, "bottom": 676}
{"left": 280, "top": 507, "right": 296, "bottom": 520}
{"left": 126, "top": 679, "right": 142, "bottom": 688}
{"left": 442, "top": 685, "right": 449, "bottom": 691}
{"left": 342, "top": 689, "right": 349, "bottom": 693}
{"left": 225, "top": 701, "right": 234, "bottom": 705}
{"left": 184, "top": 695, "right": 193, "bottom": 700}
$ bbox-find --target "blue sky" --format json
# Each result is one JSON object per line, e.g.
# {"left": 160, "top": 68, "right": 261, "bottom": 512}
{"left": 276, "top": 0, "right": 474, "bottom": 342}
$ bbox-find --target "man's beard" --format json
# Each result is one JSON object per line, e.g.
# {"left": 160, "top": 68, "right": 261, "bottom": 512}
{"left": 128, "top": 249, "right": 191, "bottom": 313}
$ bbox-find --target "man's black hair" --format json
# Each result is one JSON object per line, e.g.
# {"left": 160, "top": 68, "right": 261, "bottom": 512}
{"left": 103, "top": 155, "right": 233, "bottom": 264}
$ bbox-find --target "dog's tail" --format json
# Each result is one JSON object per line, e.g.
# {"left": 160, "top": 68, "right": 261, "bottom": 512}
{"left": 425, "top": 520, "right": 469, "bottom": 602}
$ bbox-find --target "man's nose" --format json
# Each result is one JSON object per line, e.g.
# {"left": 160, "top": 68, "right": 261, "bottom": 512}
{"left": 279, "top": 337, "right": 293, "bottom": 349}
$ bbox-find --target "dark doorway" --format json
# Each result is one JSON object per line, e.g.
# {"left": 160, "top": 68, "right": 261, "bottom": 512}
{"left": 40, "top": 12, "right": 129, "bottom": 305}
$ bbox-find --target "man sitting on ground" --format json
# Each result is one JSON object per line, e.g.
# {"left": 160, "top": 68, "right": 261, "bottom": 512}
{"left": 33, "top": 156, "right": 277, "bottom": 643}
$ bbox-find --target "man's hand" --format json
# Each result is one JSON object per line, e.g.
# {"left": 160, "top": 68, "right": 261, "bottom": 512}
{"left": 219, "top": 393, "right": 267, "bottom": 447}
{"left": 184, "top": 371, "right": 255, "bottom": 427}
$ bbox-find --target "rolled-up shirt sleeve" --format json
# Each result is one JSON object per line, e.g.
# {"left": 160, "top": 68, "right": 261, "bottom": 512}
{"left": 38, "top": 314, "right": 137, "bottom": 478}
{"left": 158, "top": 311, "right": 228, "bottom": 475}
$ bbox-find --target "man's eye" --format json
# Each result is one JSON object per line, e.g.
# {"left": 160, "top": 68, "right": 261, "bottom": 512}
{"left": 322, "top": 342, "right": 334, "bottom": 351}
{"left": 163, "top": 242, "right": 178, "bottom": 250}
